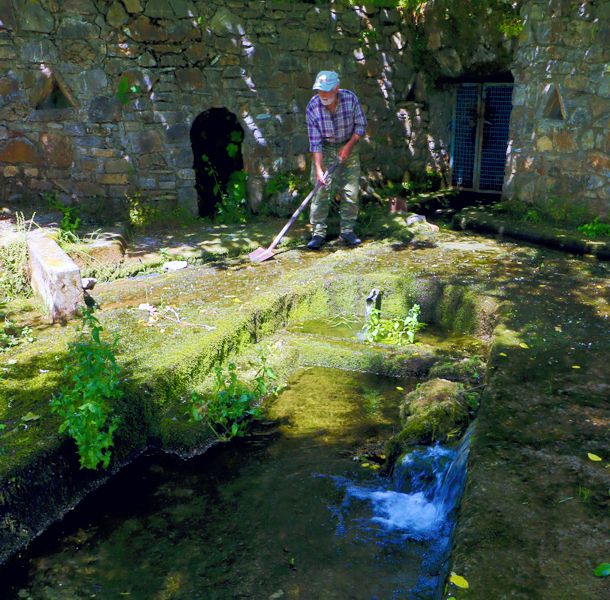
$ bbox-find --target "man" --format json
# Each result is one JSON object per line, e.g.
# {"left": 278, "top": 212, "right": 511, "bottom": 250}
{"left": 305, "top": 70, "right": 367, "bottom": 250}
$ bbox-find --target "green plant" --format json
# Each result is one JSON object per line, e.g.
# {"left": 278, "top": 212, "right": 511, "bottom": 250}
{"left": 44, "top": 191, "right": 81, "bottom": 240}
{"left": 577, "top": 484, "right": 591, "bottom": 504}
{"left": 116, "top": 75, "right": 141, "bottom": 105}
{"left": 226, "top": 131, "right": 243, "bottom": 158}
{"left": 464, "top": 391, "right": 480, "bottom": 411}
{"left": 524, "top": 209, "right": 540, "bottom": 224}
{"left": 190, "top": 350, "right": 277, "bottom": 441}
{"left": 364, "top": 304, "right": 424, "bottom": 345}
{"left": 125, "top": 191, "right": 160, "bottom": 228}
{"left": 0, "top": 212, "right": 32, "bottom": 301}
{"left": 0, "top": 316, "right": 34, "bottom": 353}
{"left": 201, "top": 153, "right": 249, "bottom": 223}
{"left": 465, "top": 354, "right": 483, "bottom": 382}
{"left": 216, "top": 169, "right": 249, "bottom": 224}
{"left": 578, "top": 218, "right": 610, "bottom": 239}
{"left": 50, "top": 309, "right": 122, "bottom": 469}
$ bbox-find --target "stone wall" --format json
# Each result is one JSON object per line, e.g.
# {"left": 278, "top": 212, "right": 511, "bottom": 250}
{"left": 0, "top": 0, "right": 461, "bottom": 216}
{"left": 505, "top": 0, "right": 609, "bottom": 218}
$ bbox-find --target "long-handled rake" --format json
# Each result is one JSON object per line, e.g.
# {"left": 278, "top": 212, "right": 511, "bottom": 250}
{"left": 249, "top": 161, "right": 339, "bottom": 263}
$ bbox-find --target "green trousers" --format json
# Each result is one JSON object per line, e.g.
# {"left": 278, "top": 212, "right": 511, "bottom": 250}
{"left": 310, "top": 144, "right": 360, "bottom": 238}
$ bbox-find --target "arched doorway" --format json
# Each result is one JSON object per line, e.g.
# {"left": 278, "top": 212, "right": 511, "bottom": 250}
{"left": 190, "top": 108, "right": 244, "bottom": 217}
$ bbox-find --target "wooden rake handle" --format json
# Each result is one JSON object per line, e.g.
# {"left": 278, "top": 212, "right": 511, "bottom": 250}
{"left": 267, "top": 161, "right": 340, "bottom": 252}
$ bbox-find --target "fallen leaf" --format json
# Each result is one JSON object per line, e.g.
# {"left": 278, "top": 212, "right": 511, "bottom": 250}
{"left": 361, "top": 462, "right": 370, "bottom": 468}
{"left": 21, "top": 412, "right": 41, "bottom": 422}
{"left": 519, "top": 342, "right": 529, "bottom": 349}
{"left": 450, "top": 573, "right": 469, "bottom": 589}
{"left": 587, "top": 453, "right": 602, "bottom": 462}
{"left": 396, "top": 386, "right": 404, "bottom": 391}
{"left": 233, "top": 298, "right": 242, "bottom": 303}
{"left": 554, "top": 325, "right": 562, "bottom": 332}
{"left": 593, "top": 562, "right": 610, "bottom": 577}
{"left": 571, "top": 365, "right": 581, "bottom": 369}
{"left": 499, "top": 352, "right": 507, "bottom": 357}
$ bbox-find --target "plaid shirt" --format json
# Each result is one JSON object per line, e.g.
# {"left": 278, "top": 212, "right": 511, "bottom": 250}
{"left": 306, "top": 89, "right": 367, "bottom": 153}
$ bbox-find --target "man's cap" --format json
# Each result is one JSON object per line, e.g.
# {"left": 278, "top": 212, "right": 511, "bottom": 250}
{"left": 313, "top": 70, "right": 340, "bottom": 92}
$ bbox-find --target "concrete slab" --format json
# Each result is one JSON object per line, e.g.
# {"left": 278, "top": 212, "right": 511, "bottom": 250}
{"left": 27, "top": 230, "right": 83, "bottom": 322}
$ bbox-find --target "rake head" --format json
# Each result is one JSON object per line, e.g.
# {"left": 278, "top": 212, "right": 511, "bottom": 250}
{"left": 248, "top": 246, "right": 275, "bottom": 263}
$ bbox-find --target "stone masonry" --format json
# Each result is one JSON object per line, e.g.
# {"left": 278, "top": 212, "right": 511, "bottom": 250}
{"left": 0, "top": 0, "right": 458, "bottom": 215}
{"left": 1, "top": 0, "right": 605, "bottom": 219}
{"left": 505, "top": 0, "right": 610, "bottom": 218}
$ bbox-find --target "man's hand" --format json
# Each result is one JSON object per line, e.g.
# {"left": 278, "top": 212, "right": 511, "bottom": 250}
{"left": 315, "top": 166, "right": 328, "bottom": 186}
{"left": 338, "top": 144, "right": 352, "bottom": 162}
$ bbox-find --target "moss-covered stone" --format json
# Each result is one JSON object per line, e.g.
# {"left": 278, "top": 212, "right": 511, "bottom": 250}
{"left": 396, "top": 378, "right": 468, "bottom": 444}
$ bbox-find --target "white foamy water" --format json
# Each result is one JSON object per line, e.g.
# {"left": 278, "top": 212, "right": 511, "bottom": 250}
{"left": 346, "top": 486, "right": 442, "bottom": 534}
{"left": 331, "top": 427, "right": 473, "bottom": 540}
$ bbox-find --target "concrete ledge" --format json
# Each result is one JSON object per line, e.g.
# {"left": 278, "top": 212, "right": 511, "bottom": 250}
{"left": 453, "top": 208, "right": 610, "bottom": 260}
{"left": 27, "top": 231, "right": 83, "bottom": 322}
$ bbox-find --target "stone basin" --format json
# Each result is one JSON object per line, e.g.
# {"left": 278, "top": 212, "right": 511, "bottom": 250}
{"left": 0, "top": 227, "right": 608, "bottom": 599}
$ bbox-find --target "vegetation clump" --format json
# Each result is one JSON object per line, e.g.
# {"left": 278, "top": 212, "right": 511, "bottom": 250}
{"left": 50, "top": 309, "right": 122, "bottom": 470}
{"left": 190, "top": 351, "right": 277, "bottom": 442}
{"left": 0, "top": 212, "right": 32, "bottom": 301}
{"left": 577, "top": 218, "right": 610, "bottom": 239}
{"left": 363, "top": 304, "right": 424, "bottom": 345}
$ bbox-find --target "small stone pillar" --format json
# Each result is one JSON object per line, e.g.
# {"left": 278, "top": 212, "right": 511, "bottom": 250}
{"left": 27, "top": 231, "right": 83, "bottom": 323}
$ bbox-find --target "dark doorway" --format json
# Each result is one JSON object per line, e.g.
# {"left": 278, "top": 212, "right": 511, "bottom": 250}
{"left": 451, "top": 83, "right": 513, "bottom": 193}
{"left": 190, "top": 108, "right": 244, "bottom": 217}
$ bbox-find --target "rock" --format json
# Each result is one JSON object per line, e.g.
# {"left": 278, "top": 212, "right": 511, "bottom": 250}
{"left": 391, "top": 379, "right": 468, "bottom": 450}
{"left": 81, "top": 277, "right": 97, "bottom": 290}
{"left": 405, "top": 213, "right": 439, "bottom": 247}
{"left": 15, "top": 0, "right": 54, "bottom": 33}
{"left": 163, "top": 260, "right": 188, "bottom": 271}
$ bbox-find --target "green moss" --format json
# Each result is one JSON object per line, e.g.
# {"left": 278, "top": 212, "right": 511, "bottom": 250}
{"left": 436, "top": 285, "right": 480, "bottom": 335}
{"left": 392, "top": 379, "right": 468, "bottom": 448}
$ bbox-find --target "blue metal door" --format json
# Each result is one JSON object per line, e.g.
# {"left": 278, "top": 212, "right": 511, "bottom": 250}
{"left": 451, "top": 83, "right": 513, "bottom": 192}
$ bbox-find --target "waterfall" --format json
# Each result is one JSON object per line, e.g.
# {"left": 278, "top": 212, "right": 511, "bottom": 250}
{"left": 340, "top": 425, "right": 474, "bottom": 540}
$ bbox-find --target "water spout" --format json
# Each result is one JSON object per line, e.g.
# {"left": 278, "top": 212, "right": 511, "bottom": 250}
{"left": 359, "top": 288, "right": 382, "bottom": 341}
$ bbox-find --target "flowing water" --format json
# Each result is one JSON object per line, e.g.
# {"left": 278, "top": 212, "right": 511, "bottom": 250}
{"left": 0, "top": 368, "right": 470, "bottom": 600}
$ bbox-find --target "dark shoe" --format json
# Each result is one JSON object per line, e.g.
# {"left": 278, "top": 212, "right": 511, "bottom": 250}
{"left": 340, "top": 231, "right": 362, "bottom": 247}
{"left": 307, "top": 235, "right": 326, "bottom": 250}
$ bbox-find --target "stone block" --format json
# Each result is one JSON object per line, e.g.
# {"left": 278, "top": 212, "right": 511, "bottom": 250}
{"left": 21, "top": 39, "right": 58, "bottom": 63}
{"left": 128, "top": 129, "right": 163, "bottom": 154}
{"left": 308, "top": 32, "right": 331, "bottom": 52}
{"left": 15, "top": 0, "right": 54, "bottom": 33}
{"left": 126, "top": 15, "right": 168, "bottom": 42}
{"left": 86, "top": 235, "right": 126, "bottom": 264}
{"left": 28, "top": 231, "right": 83, "bottom": 323}
{"left": 536, "top": 136, "right": 553, "bottom": 152}
{"left": 0, "top": 0, "right": 17, "bottom": 30}
{"left": 0, "top": 138, "right": 43, "bottom": 165}
{"left": 175, "top": 67, "right": 205, "bottom": 90}
{"left": 177, "top": 186, "right": 198, "bottom": 215}
{"left": 123, "top": 0, "right": 143, "bottom": 13}
{"left": 89, "top": 96, "right": 122, "bottom": 123}
{"left": 210, "top": 7, "right": 244, "bottom": 36}
{"left": 57, "top": 16, "right": 100, "bottom": 39}
{"left": 105, "top": 158, "right": 132, "bottom": 173}
{"left": 107, "top": 2, "right": 129, "bottom": 28}
{"left": 61, "top": 0, "right": 97, "bottom": 14}
{"left": 99, "top": 173, "right": 129, "bottom": 185}
{"left": 40, "top": 131, "right": 74, "bottom": 168}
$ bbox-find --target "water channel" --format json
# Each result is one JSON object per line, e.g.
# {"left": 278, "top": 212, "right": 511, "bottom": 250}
{"left": 1, "top": 367, "right": 470, "bottom": 600}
